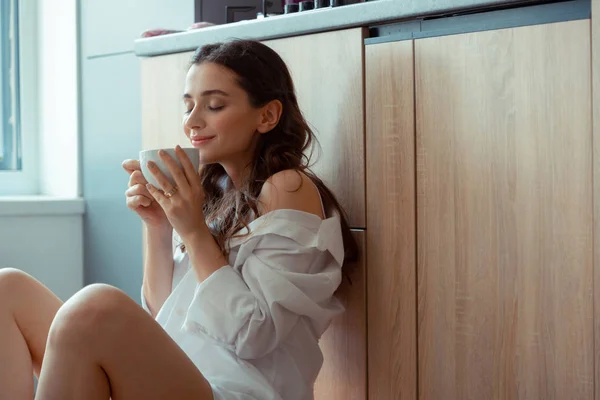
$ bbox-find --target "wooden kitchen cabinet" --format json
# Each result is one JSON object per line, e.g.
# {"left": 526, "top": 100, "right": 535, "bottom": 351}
{"left": 415, "top": 20, "right": 593, "bottom": 399}
{"left": 366, "top": 18, "right": 593, "bottom": 400}
{"left": 141, "top": 51, "right": 194, "bottom": 150}
{"left": 265, "top": 28, "right": 366, "bottom": 229}
{"left": 266, "top": 28, "right": 367, "bottom": 400}
{"left": 365, "top": 40, "right": 417, "bottom": 400}
{"left": 314, "top": 230, "right": 367, "bottom": 400}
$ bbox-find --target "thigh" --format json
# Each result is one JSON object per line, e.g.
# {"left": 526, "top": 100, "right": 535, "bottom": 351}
{"left": 67, "top": 284, "right": 214, "bottom": 400}
{"left": 0, "top": 268, "right": 63, "bottom": 376}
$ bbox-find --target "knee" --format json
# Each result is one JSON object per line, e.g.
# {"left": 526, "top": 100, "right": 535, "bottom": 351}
{"left": 0, "top": 268, "right": 34, "bottom": 302}
{"left": 47, "top": 284, "right": 131, "bottom": 346}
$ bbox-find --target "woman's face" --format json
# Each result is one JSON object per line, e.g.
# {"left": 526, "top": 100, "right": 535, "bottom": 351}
{"left": 182, "top": 62, "right": 264, "bottom": 167}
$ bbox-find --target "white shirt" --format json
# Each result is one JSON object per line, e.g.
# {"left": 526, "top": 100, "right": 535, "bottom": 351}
{"left": 141, "top": 209, "right": 345, "bottom": 400}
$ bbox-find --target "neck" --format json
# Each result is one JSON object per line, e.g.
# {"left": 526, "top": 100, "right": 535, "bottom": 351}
{"left": 220, "top": 160, "right": 251, "bottom": 189}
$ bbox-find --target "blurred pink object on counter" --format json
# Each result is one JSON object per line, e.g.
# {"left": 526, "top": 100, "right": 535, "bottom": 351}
{"left": 140, "top": 29, "right": 182, "bottom": 38}
{"left": 140, "top": 22, "right": 215, "bottom": 38}
{"left": 187, "top": 22, "right": 216, "bottom": 30}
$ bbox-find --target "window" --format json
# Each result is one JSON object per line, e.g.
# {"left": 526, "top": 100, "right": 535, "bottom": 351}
{"left": 0, "top": 0, "right": 20, "bottom": 171}
{"left": 0, "top": 0, "right": 37, "bottom": 195}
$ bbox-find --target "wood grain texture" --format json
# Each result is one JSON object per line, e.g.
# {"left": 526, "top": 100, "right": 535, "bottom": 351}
{"left": 415, "top": 21, "right": 593, "bottom": 400}
{"left": 265, "top": 29, "right": 366, "bottom": 228}
{"left": 314, "top": 230, "right": 366, "bottom": 400}
{"left": 593, "top": 1, "right": 600, "bottom": 399}
{"left": 141, "top": 51, "right": 194, "bottom": 150}
{"left": 365, "top": 40, "right": 417, "bottom": 400}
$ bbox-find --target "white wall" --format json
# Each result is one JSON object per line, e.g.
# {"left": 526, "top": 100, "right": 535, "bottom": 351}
{"left": 80, "top": 0, "right": 193, "bottom": 299}
{"left": 0, "top": 198, "right": 84, "bottom": 301}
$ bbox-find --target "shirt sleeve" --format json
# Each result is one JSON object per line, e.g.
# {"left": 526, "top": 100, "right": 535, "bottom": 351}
{"left": 181, "top": 217, "right": 345, "bottom": 360}
{"left": 141, "top": 287, "right": 152, "bottom": 314}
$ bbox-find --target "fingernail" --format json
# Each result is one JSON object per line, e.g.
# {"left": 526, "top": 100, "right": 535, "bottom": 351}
{"left": 147, "top": 161, "right": 154, "bottom": 168}
{"left": 176, "top": 145, "right": 181, "bottom": 151}
{"left": 158, "top": 149, "right": 165, "bottom": 156}
{"left": 146, "top": 183, "right": 152, "bottom": 190}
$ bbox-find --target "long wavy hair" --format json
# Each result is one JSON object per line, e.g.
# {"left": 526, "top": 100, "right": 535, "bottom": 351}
{"left": 189, "top": 39, "right": 358, "bottom": 270}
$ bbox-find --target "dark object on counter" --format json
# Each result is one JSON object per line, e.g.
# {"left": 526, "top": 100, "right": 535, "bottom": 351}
{"left": 284, "top": 3, "right": 299, "bottom": 13}
{"left": 226, "top": 5, "right": 256, "bottom": 23}
{"left": 299, "top": 1, "right": 314, "bottom": 11}
{"left": 196, "top": 0, "right": 267, "bottom": 25}
{"left": 314, "top": 0, "right": 330, "bottom": 8}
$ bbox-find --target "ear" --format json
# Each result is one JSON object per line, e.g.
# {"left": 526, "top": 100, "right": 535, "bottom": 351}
{"left": 257, "top": 100, "right": 283, "bottom": 134}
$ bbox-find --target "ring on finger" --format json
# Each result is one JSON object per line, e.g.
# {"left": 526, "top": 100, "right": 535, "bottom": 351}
{"left": 164, "top": 186, "right": 178, "bottom": 199}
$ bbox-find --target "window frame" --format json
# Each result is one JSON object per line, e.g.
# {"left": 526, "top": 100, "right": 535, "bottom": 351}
{"left": 0, "top": 0, "right": 38, "bottom": 195}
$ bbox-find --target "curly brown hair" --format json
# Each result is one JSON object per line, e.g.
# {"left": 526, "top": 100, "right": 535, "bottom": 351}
{"left": 189, "top": 39, "right": 358, "bottom": 270}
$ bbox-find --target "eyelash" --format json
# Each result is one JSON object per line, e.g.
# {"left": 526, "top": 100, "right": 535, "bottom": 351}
{"left": 184, "top": 105, "right": 224, "bottom": 115}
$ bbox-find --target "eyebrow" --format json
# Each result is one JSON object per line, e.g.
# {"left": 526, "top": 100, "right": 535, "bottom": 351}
{"left": 183, "top": 89, "right": 229, "bottom": 99}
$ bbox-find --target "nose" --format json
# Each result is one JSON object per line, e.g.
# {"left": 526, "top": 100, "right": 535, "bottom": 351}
{"left": 184, "top": 109, "right": 206, "bottom": 131}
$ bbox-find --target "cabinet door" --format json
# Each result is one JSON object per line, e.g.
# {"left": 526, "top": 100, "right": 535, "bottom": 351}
{"left": 365, "top": 40, "right": 417, "bottom": 400}
{"left": 416, "top": 20, "right": 593, "bottom": 400}
{"left": 265, "top": 29, "right": 366, "bottom": 228}
{"left": 141, "top": 51, "right": 194, "bottom": 151}
{"left": 314, "top": 230, "right": 366, "bottom": 400}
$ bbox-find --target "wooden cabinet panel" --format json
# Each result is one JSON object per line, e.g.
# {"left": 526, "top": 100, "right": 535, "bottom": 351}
{"left": 365, "top": 40, "right": 417, "bottom": 400}
{"left": 141, "top": 51, "right": 194, "bottom": 151}
{"left": 314, "top": 230, "right": 366, "bottom": 400}
{"left": 266, "top": 29, "right": 366, "bottom": 228}
{"left": 594, "top": 2, "right": 600, "bottom": 400}
{"left": 416, "top": 20, "right": 593, "bottom": 400}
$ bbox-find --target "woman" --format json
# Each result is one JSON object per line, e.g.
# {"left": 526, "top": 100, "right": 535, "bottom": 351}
{"left": 0, "top": 39, "right": 356, "bottom": 399}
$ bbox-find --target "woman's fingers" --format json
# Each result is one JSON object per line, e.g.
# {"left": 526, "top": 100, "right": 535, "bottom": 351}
{"left": 174, "top": 146, "right": 201, "bottom": 186}
{"left": 128, "top": 170, "right": 148, "bottom": 188}
{"left": 125, "top": 184, "right": 152, "bottom": 210}
{"left": 157, "top": 150, "right": 190, "bottom": 192}
{"left": 126, "top": 183, "right": 152, "bottom": 199}
{"left": 126, "top": 184, "right": 153, "bottom": 208}
{"left": 146, "top": 159, "right": 178, "bottom": 194}
{"left": 122, "top": 159, "right": 141, "bottom": 175}
{"left": 126, "top": 194, "right": 152, "bottom": 208}
{"left": 146, "top": 183, "right": 167, "bottom": 206}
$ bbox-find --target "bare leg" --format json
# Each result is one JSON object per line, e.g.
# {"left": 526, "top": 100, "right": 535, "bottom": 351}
{"left": 35, "top": 284, "right": 213, "bottom": 400}
{"left": 0, "top": 268, "right": 63, "bottom": 400}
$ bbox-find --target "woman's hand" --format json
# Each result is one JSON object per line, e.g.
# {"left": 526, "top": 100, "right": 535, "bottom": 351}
{"left": 145, "top": 145, "right": 208, "bottom": 241}
{"left": 123, "top": 159, "right": 171, "bottom": 230}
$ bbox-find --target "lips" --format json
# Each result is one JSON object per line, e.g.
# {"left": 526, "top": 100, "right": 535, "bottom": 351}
{"left": 191, "top": 136, "right": 215, "bottom": 146}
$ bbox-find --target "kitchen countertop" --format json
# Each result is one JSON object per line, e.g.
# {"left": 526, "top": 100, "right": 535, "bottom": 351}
{"left": 133, "top": 0, "right": 531, "bottom": 57}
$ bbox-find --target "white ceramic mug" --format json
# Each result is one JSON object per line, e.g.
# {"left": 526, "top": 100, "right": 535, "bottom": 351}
{"left": 139, "top": 148, "right": 200, "bottom": 188}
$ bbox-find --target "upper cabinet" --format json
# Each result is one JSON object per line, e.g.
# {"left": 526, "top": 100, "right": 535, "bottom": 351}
{"left": 415, "top": 20, "right": 592, "bottom": 399}
{"left": 266, "top": 29, "right": 366, "bottom": 229}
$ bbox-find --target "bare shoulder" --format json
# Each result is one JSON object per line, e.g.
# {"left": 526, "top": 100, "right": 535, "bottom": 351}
{"left": 258, "top": 169, "right": 324, "bottom": 219}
